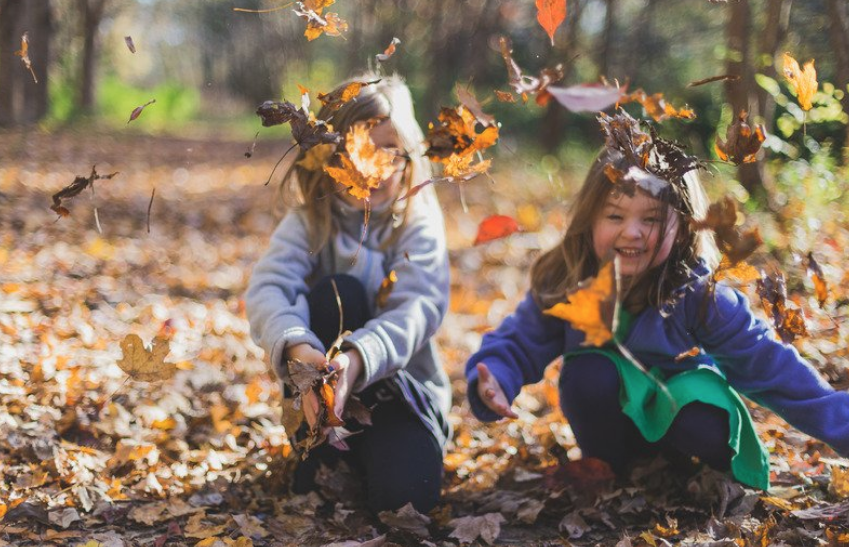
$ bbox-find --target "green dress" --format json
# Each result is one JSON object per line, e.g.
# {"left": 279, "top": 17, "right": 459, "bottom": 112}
{"left": 563, "top": 310, "right": 770, "bottom": 490}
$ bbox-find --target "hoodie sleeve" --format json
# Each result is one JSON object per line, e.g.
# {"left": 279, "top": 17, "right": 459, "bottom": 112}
{"left": 691, "top": 282, "right": 849, "bottom": 456}
{"left": 245, "top": 212, "right": 323, "bottom": 379}
{"left": 343, "top": 196, "right": 450, "bottom": 390}
{"left": 465, "top": 292, "right": 566, "bottom": 422}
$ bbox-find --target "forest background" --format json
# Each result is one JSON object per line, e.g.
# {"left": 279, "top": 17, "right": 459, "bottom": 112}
{"left": 3, "top": 0, "right": 849, "bottom": 546}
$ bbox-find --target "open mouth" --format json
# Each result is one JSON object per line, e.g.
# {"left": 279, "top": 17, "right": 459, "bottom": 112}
{"left": 616, "top": 248, "right": 645, "bottom": 258}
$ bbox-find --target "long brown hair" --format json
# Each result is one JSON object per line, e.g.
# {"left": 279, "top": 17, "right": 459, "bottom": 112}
{"left": 275, "top": 73, "right": 432, "bottom": 252}
{"left": 531, "top": 148, "right": 719, "bottom": 314}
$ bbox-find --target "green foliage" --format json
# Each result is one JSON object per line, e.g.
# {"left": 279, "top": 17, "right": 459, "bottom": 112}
{"left": 98, "top": 76, "right": 200, "bottom": 131}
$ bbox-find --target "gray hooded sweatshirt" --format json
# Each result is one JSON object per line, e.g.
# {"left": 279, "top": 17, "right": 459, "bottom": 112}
{"left": 245, "top": 188, "right": 451, "bottom": 443}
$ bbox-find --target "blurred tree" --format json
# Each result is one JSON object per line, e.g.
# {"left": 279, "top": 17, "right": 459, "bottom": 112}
{"left": 0, "top": 0, "right": 51, "bottom": 127}
{"left": 76, "top": 0, "right": 109, "bottom": 113}
{"left": 827, "top": 0, "right": 849, "bottom": 159}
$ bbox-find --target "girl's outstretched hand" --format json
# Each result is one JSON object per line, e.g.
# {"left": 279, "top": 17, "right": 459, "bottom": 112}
{"left": 476, "top": 362, "right": 518, "bottom": 419}
{"left": 329, "top": 349, "right": 364, "bottom": 419}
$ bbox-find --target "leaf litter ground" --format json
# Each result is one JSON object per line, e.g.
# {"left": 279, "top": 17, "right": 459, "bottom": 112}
{"left": 2, "top": 131, "right": 849, "bottom": 546}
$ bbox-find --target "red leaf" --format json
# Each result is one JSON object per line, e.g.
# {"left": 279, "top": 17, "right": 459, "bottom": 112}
{"left": 536, "top": 0, "right": 567, "bottom": 45}
{"left": 474, "top": 215, "right": 521, "bottom": 245}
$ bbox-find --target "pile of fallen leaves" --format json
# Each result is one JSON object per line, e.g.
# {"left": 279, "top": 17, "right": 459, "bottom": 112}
{"left": 2, "top": 130, "right": 849, "bottom": 547}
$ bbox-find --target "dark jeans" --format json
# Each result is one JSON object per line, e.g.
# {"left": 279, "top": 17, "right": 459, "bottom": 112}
{"left": 290, "top": 274, "right": 443, "bottom": 513}
{"left": 559, "top": 352, "right": 733, "bottom": 476}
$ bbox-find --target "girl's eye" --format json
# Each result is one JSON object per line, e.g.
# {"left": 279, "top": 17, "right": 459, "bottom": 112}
{"left": 607, "top": 214, "right": 623, "bottom": 221}
{"left": 644, "top": 217, "right": 659, "bottom": 223}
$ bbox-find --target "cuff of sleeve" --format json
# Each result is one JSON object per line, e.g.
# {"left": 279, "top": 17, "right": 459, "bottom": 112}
{"left": 270, "top": 328, "right": 325, "bottom": 379}
{"left": 344, "top": 330, "right": 386, "bottom": 391}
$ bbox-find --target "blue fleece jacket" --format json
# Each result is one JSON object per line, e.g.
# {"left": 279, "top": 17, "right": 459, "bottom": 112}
{"left": 466, "top": 264, "right": 849, "bottom": 457}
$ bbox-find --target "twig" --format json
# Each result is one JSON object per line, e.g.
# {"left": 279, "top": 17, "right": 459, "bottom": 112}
{"left": 265, "top": 142, "right": 298, "bottom": 186}
{"left": 147, "top": 188, "right": 155, "bottom": 233}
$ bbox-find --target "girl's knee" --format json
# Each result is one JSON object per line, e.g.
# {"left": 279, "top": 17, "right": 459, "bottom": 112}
{"left": 559, "top": 353, "right": 621, "bottom": 408}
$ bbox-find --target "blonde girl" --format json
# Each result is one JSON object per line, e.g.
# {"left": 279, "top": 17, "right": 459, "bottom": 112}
{"left": 466, "top": 117, "right": 849, "bottom": 489}
{"left": 247, "top": 74, "right": 449, "bottom": 512}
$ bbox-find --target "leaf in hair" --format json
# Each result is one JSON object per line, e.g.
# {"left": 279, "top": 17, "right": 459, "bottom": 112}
{"left": 255, "top": 100, "right": 341, "bottom": 151}
{"left": 317, "top": 80, "right": 380, "bottom": 110}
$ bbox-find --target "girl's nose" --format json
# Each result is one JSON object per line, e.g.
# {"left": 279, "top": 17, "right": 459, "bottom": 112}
{"left": 622, "top": 220, "right": 644, "bottom": 240}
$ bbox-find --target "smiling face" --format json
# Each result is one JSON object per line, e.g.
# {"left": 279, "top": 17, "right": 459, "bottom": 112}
{"left": 592, "top": 190, "right": 680, "bottom": 277}
{"left": 337, "top": 120, "right": 408, "bottom": 211}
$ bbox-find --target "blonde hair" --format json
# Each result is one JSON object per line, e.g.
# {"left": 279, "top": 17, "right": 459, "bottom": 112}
{"left": 531, "top": 148, "right": 720, "bottom": 313}
{"left": 276, "top": 73, "right": 432, "bottom": 252}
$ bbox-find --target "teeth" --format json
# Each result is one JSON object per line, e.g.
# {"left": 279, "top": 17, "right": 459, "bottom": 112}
{"left": 617, "top": 249, "right": 643, "bottom": 257}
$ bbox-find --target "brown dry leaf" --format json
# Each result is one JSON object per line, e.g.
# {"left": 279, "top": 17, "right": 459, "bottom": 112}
{"left": 378, "top": 502, "right": 431, "bottom": 537}
{"left": 128, "top": 99, "right": 156, "bottom": 124}
{"left": 255, "top": 100, "right": 341, "bottom": 151}
{"left": 376, "top": 37, "right": 401, "bottom": 63}
{"left": 296, "top": 0, "right": 348, "bottom": 41}
{"left": 691, "top": 196, "right": 762, "bottom": 265}
{"left": 499, "top": 37, "right": 564, "bottom": 102}
{"left": 116, "top": 334, "right": 175, "bottom": 382}
{"left": 425, "top": 106, "right": 499, "bottom": 161}
{"left": 324, "top": 122, "right": 397, "bottom": 200}
{"left": 232, "top": 514, "right": 269, "bottom": 539}
{"left": 621, "top": 89, "right": 696, "bottom": 122}
{"left": 185, "top": 513, "right": 229, "bottom": 539}
{"left": 715, "top": 110, "right": 766, "bottom": 165}
{"left": 806, "top": 251, "right": 829, "bottom": 308}
{"left": 449, "top": 513, "right": 506, "bottom": 545}
{"left": 544, "top": 260, "right": 617, "bottom": 346}
{"left": 14, "top": 32, "right": 37, "bottom": 83}
{"left": 376, "top": 270, "right": 397, "bottom": 308}
{"left": 456, "top": 86, "right": 496, "bottom": 127}
{"left": 317, "top": 80, "right": 379, "bottom": 110}
{"left": 756, "top": 271, "right": 808, "bottom": 344}
{"left": 124, "top": 36, "right": 136, "bottom": 53}
{"left": 494, "top": 90, "right": 516, "bottom": 103}
{"left": 50, "top": 165, "right": 119, "bottom": 217}
{"left": 783, "top": 52, "right": 818, "bottom": 111}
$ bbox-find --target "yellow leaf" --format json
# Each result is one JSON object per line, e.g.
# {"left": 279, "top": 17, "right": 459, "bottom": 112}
{"left": 324, "top": 123, "right": 397, "bottom": 200}
{"left": 544, "top": 261, "right": 616, "bottom": 347}
{"left": 116, "top": 334, "right": 175, "bottom": 382}
{"left": 783, "top": 52, "right": 818, "bottom": 111}
{"left": 297, "top": 143, "right": 337, "bottom": 171}
{"left": 376, "top": 270, "right": 397, "bottom": 308}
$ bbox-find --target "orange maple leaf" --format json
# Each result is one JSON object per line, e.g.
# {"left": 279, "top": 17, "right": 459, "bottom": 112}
{"left": 297, "top": 0, "right": 348, "bottom": 41}
{"left": 536, "top": 0, "right": 567, "bottom": 46}
{"left": 715, "top": 110, "right": 766, "bottom": 165}
{"left": 324, "top": 122, "right": 397, "bottom": 200}
{"left": 317, "top": 80, "right": 378, "bottom": 110}
{"left": 425, "top": 106, "right": 499, "bottom": 161}
{"left": 783, "top": 52, "right": 818, "bottom": 111}
{"left": 544, "top": 261, "right": 617, "bottom": 346}
{"left": 621, "top": 89, "right": 696, "bottom": 122}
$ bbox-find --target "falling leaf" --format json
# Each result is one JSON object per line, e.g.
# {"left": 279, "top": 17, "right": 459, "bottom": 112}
{"left": 425, "top": 106, "right": 499, "bottom": 161}
{"left": 715, "top": 110, "right": 765, "bottom": 165}
{"left": 621, "top": 89, "right": 696, "bottom": 122}
{"left": 494, "top": 90, "right": 516, "bottom": 103}
{"left": 691, "top": 196, "right": 762, "bottom": 265}
{"left": 548, "top": 82, "right": 625, "bottom": 113}
{"left": 14, "top": 32, "right": 37, "bottom": 83}
{"left": 324, "top": 122, "right": 397, "bottom": 200}
{"left": 124, "top": 36, "right": 136, "bottom": 53}
{"left": 317, "top": 80, "right": 379, "bottom": 110}
{"left": 474, "top": 215, "right": 521, "bottom": 245}
{"left": 245, "top": 131, "right": 259, "bottom": 158}
{"left": 128, "top": 99, "right": 156, "bottom": 124}
{"left": 376, "top": 37, "right": 401, "bottom": 63}
{"left": 536, "top": 0, "right": 567, "bottom": 45}
{"left": 456, "top": 86, "right": 496, "bottom": 127}
{"left": 499, "top": 37, "right": 564, "bottom": 101}
{"left": 713, "top": 257, "right": 760, "bottom": 284}
{"left": 687, "top": 73, "right": 739, "bottom": 87}
{"left": 256, "top": 100, "right": 341, "bottom": 151}
{"left": 806, "top": 252, "right": 829, "bottom": 308}
{"left": 376, "top": 270, "right": 397, "bottom": 308}
{"left": 674, "top": 346, "right": 701, "bottom": 362}
{"left": 783, "top": 52, "right": 818, "bottom": 111}
{"left": 116, "top": 334, "right": 175, "bottom": 382}
{"left": 756, "top": 272, "right": 808, "bottom": 344}
{"left": 296, "top": 142, "right": 337, "bottom": 171}
{"left": 295, "top": 0, "right": 348, "bottom": 41}
{"left": 50, "top": 165, "right": 119, "bottom": 217}
{"left": 544, "top": 260, "right": 617, "bottom": 346}
{"left": 449, "top": 513, "right": 505, "bottom": 545}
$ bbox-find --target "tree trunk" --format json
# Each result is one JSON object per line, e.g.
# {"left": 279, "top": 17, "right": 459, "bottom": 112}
{"left": 77, "top": 0, "right": 107, "bottom": 113}
{"left": 755, "top": 0, "right": 791, "bottom": 130}
{"left": 596, "top": 0, "right": 617, "bottom": 78}
{"left": 827, "top": 0, "right": 849, "bottom": 162}
{"left": 723, "top": 0, "right": 764, "bottom": 201}
{"left": 0, "top": 0, "right": 50, "bottom": 127}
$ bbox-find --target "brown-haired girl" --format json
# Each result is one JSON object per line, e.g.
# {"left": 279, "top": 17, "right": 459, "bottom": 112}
{"left": 466, "top": 113, "right": 849, "bottom": 490}
{"left": 247, "top": 74, "right": 449, "bottom": 512}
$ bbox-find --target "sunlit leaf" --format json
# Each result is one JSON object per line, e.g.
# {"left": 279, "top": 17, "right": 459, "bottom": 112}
{"left": 324, "top": 122, "right": 397, "bottom": 200}
{"left": 783, "top": 52, "right": 818, "bottom": 111}
{"left": 536, "top": 0, "right": 567, "bottom": 45}
{"left": 544, "top": 260, "right": 617, "bottom": 346}
{"left": 473, "top": 215, "right": 521, "bottom": 245}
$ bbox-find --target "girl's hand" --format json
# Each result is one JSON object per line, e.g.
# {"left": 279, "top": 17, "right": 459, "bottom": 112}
{"left": 285, "top": 343, "right": 329, "bottom": 430}
{"left": 328, "top": 349, "right": 364, "bottom": 419}
{"left": 476, "top": 362, "right": 518, "bottom": 419}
